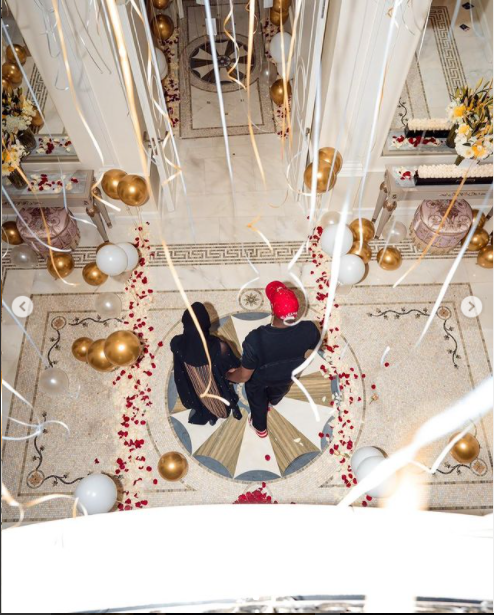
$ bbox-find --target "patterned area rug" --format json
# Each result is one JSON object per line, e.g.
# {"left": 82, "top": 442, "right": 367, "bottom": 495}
{"left": 2, "top": 282, "right": 492, "bottom": 523}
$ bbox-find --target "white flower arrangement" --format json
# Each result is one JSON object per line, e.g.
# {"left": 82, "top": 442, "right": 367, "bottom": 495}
{"left": 417, "top": 164, "right": 493, "bottom": 179}
{"left": 408, "top": 118, "right": 452, "bottom": 131}
{"left": 2, "top": 141, "right": 27, "bottom": 176}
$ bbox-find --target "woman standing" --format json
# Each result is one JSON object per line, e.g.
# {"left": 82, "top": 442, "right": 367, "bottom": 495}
{"left": 170, "top": 302, "right": 243, "bottom": 426}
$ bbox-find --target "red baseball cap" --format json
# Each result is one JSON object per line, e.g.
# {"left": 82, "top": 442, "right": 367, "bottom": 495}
{"left": 272, "top": 288, "right": 299, "bottom": 321}
{"left": 265, "top": 281, "right": 287, "bottom": 303}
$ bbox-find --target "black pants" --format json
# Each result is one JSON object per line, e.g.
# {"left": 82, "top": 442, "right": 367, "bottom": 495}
{"left": 245, "top": 381, "right": 292, "bottom": 432}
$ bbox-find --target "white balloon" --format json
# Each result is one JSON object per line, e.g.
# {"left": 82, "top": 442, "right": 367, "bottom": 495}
{"left": 382, "top": 219, "right": 407, "bottom": 245}
{"left": 355, "top": 455, "right": 398, "bottom": 499}
{"left": 11, "top": 244, "right": 38, "bottom": 267}
{"left": 96, "top": 244, "right": 128, "bottom": 277}
{"left": 320, "top": 224, "right": 353, "bottom": 257}
{"left": 276, "top": 57, "right": 295, "bottom": 80}
{"left": 75, "top": 474, "right": 117, "bottom": 515}
{"left": 117, "top": 242, "right": 139, "bottom": 271}
{"left": 39, "top": 367, "right": 69, "bottom": 397}
{"left": 155, "top": 47, "right": 168, "bottom": 80}
{"left": 321, "top": 211, "right": 340, "bottom": 227}
{"left": 351, "top": 446, "right": 384, "bottom": 473}
{"left": 95, "top": 292, "right": 122, "bottom": 318}
{"left": 269, "top": 32, "right": 292, "bottom": 64}
{"left": 337, "top": 254, "right": 366, "bottom": 286}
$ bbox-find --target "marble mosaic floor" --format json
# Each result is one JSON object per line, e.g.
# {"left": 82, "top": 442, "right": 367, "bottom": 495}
{"left": 178, "top": 0, "right": 275, "bottom": 138}
{"left": 2, "top": 277, "right": 492, "bottom": 523}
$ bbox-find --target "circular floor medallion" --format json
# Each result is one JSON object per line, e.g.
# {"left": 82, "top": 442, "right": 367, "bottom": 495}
{"left": 166, "top": 311, "right": 364, "bottom": 483}
{"left": 187, "top": 34, "right": 259, "bottom": 93}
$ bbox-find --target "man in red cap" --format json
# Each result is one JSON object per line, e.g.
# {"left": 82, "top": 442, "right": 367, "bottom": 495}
{"left": 227, "top": 281, "right": 320, "bottom": 438}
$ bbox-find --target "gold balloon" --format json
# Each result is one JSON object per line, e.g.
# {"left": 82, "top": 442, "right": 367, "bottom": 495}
{"left": 117, "top": 174, "right": 149, "bottom": 207}
{"left": 273, "top": 0, "right": 291, "bottom": 9}
{"left": 87, "top": 339, "right": 115, "bottom": 373}
{"left": 477, "top": 244, "right": 493, "bottom": 269}
{"left": 101, "top": 169, "right": 127, "bottom": 200}
{"left": 104, "top": 330, "right": 141, "bottom": 367}
{"left": 304, "top": 161, "right": 337, "bottom": 193}
{"left": 96, "top": 241, "right": 112, "bottom": 254}
{"left": 6, "top": 44, "right": 27, "bottom": 66}
{"left": 450, "top": 433, "right": 480, "bottom": 464}
{"left": 30, "top": 109, "right": 44, "bottom": 128}
{"left": 82, "top": 262, "right": 108, "bottom": 286}
{"left": 471, "top": 209, "right": 486, "bottom": 230}
{"left": 466, "top": 228, "right": 489, "bottom": 252}
{"left": 377, "top": 246, "right": 402, "bottom": 271}
{"left": 151, "top": 14, "right": 174, "bottom": 44}
{"left": 47, "top": 253, "right": 75, "bottom": 279}
{"left": 270, "top": 78, "right": 291, "bottom": 106}
{"left": 2, "top": 77, "right": 13, "bottom": 95}
{"left": 152, "top": 0, "right": 171, "bottom": 7}
{"left": 1, "top": 221, "right": 23, "bottom": 245}
{"left": 270, "top": 7, "right": 289, "bottom": 25}
{"left": 2, "top": 62, "right": 22, "bottom": 86}
{"left": 349, "top": 240, "right": 372, "bottom": 264}
{"left": 158, "top": 452, "right": 188, "bottom": 481}
{"left": 349, "top": 218, "right": 375, "bottom": 242}
{"left": 319, "top": 147, "right": 343, "bottom": 174}
{"left": 72, "top": 337, "right": 93, "bottom": 362}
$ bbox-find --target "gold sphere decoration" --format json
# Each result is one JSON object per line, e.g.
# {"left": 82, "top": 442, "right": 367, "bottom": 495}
{"left": 96, "top": 241, "right": 112, "bottom": 254}
{"left": 101, "top": 169, "right": 127, "bottom": 200}
{"left": 270, "top": 7, "right": 289, "bottom": 26}
{"left": 47, "top": 253, "right": 75, "bottom": 279}
{"left": 72, "top": 337, "right": 93, "bottom": 362}
{"left": 270, "top": 78, "right": 291, "bottom": 106}
{"left": 377, "top": 246, "right": 402, "bottom": 271}
{"left": 273, "top": 0, "right": 291, "bottom": 9}
{"left": 471, "top": 209, "right": 486, "bottom": 230}
{"left": 117, "top": 174, "right": 149, "bottom": 207}
{"left": 304, "top": 161, "right": 337, "bottom": 193}
{"left": 477, "top": 244, "right": 493, "bottom": 269}
{"left": 2, "top": 62, "right": 23, "bottom": 86}
{"left": 30, "top": 108, "right": 44, "bottom": 128}
{"left": 87, "top": 339, "right": 115, "bottom": 373}
{"left": 319, "top": 147, "right": 343, "bottom": 174}
{"left": 151, "top": 14, "right": 174, "bottom": 44}
{"left": 158, "top": 451, "right": 189, "bottom": 481}
{"left": 152, "top": 0, "right": 171, "bottom": 8}
{"left": 1, "top": 221, "right": 23, "bottom": 245}
{"left": 2, "top": 78, "right": 13, "bottom": 95}
{"left": 349, "top": 240, "right": 372, "bottom": 264}
{"left": 82, "top": 261, "right": 108, "bottom": 286}
{"left": 465, "top": 228, "right": 490, "bottom": 252}
{"left": 350, "top": 218, "right": 375, "bottom": 243}
{"left": 450, "top": 433, "right": 480, "bottom": 464}
{"left": 6, "top": 44, "right": 27, "bottom": 66}
{"left": 104, "top": 330, "right": 142, "bottom": 367}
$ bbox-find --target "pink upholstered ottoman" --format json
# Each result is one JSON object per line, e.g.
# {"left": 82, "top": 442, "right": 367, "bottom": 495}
{"left": 410, "top": 199, "right": 473, "bottom": 255}
{"left": 18, "top": 207, "right": 80, "bottom": 256}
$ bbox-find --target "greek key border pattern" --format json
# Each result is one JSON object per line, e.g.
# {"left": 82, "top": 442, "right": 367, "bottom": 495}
{"left": 1, "top": 239, "right": 478, "bottom": 274}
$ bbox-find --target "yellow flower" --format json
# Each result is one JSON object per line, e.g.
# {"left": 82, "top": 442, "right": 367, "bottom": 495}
{"left": 472, "top": 143, "right": 488, "bottom": 158}
{"left": 453, "top": 105, "right": 466, "bottom": 118}
{"left": 457, "top": 123, "right": 471, "bottom": 136}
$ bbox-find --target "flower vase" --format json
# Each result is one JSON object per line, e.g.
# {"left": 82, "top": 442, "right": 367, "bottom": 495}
{"left": 446, "top": 126, "right": 457, "bottom": 149}
{"left": 7, "top": 167, "right": 27, "bottom": 189}
{"left": 17, "top": 129, "right": 37, "bottom": 155}
{"left": 455, "top": 155, "right": 464, "bottom": 166}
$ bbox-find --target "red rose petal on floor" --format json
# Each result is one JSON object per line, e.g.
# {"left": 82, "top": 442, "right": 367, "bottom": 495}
{"left": 265, "top": 455, "right": 271, "bottom": 461}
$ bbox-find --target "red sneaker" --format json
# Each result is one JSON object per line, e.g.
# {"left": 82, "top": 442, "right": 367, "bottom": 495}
{"left": 248, "top": 416, "right": 268, "bottom": 438}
